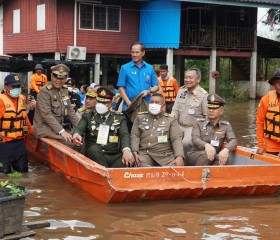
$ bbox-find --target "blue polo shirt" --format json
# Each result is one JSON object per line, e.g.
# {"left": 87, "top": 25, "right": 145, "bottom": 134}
{"left": 117, "top": 60, "right": 158, "bottom": 110}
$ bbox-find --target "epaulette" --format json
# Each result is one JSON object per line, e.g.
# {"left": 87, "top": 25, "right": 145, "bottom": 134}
{"left": 46, "top": 84, "right": 52, "bottom": 90}
{"left": 200, "top": 88, "right": 208, "bottom": 94}
{"left": 62, "top": 84, "right": 68, "bottom": 88}
{"left": 221, "top": 120, "right": 229, "bottom": 125}
{"left": 138, "top": 111, "right": 149, "bottom": 115}
{"left": 197, "top": 118, "right": 206, "bottom": 122}
{"left": 164, "top": 113, "right": 175, "bottom": 118}
{"left": 180, "top": 85, "right": 186, "bottom": 89}
{"left": 78, "top": 106, "right": 87, "bottom": 113}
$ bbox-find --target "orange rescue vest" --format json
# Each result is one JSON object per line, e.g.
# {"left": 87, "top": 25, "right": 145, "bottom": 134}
{"left": 0, "top": 94, "right": 27, "bottom": 139}
{"left": 264, "top": 91, "right": 280, "bottom": 142}
{"left": 157, "top": 76, "right": 178, "bottom": 102}
{"left": 29, "top": 73, "right": 48, "bottom": 91}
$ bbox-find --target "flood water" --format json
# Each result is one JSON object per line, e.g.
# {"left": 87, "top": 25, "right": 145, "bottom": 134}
{"left": 14, "top": 100, "right": 280, "bottom": 239}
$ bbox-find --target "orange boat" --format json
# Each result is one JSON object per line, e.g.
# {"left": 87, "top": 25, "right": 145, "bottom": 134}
{"left": 25, "top": 135, "right": 280, "bottom": 203}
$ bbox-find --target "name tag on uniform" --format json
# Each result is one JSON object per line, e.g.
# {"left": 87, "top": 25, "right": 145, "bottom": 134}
{"left": 97, "top": 125, "right": 110, "bottom": 145}
{"left": 188, "top": 108, "right": 195, "bottom": 115}
{"left": 158, "top": 135, "right": 168, "bottom": 143}
{"left": 109, "top": 136, "right": 119, "bottom": 143}
{"left": 210, "top": 140, "right": 219, "bottom": 147}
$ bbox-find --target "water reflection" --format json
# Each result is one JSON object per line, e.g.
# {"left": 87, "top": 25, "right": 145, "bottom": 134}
{"left": 20, "top": 99, "right": 280, "bottom": 239}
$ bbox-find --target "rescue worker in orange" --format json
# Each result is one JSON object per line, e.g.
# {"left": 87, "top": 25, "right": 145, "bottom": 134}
{"left": 157, "top": 64, "right": 179, "bottom": 113}
{"left": 256, "top": 69, "right": 280, "bottom": 156}
{"left": 0, "top": 73, "right": 33, "bottom": 174}
{"left": 29, "top": 63, "right": 48, "bottom": 99}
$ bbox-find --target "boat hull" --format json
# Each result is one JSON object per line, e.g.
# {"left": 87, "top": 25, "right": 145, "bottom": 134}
{"left": 25, "top": 135, "right": 280, "bottom": 203}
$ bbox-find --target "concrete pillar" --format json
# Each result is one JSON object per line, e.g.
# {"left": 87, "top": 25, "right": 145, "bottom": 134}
{"left": 102, "top": 57, "right": 108, "bottom": 87}
{"left": 250, "top": 51, "right": 257, "bottom": 98}
{"left": 166, "top": 49, "right": 174, "bottom": 76}
{"left": 209, "top": 50, "right": 217, "bottom": 94}
{"left": 27, "top": 54, "right": 33, "bottom": 94}
{"left": 94, "top": 54, "right": 100, "bottom": 85}
{"left": 54, "top": 52, "right": 61, "bottom": 60}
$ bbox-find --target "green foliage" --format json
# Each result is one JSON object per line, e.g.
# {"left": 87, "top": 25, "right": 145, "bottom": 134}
{"left": 0, "top": 172, "right": 27, "bottom": 197}
{"left": 232, "top": 86, "right": 248, "bottom": 100}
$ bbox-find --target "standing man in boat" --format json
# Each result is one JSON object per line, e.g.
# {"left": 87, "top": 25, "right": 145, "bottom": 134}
{"left": 29, "top": 63, "right": 48, "bottom": 99}
{"left": 256, "top": 69, "right": 280, "bottom": 156}
{"left": 171, "top": 68, "right": 208, "bottom": 160}
{"left": 157, "top": 64, "right": 179, "bottom": 113}
{"left": 131, "top": 93, "right": 184, "bottom": 167}
{"left": 33, "top": 64, "right": 79, "bottom": 146}
{"left": 117, "top": 42, "right": 159, "bottom": 131}
{"left": 187, "top": 94, "right": 237, "bottom": 166}
{"left": 0, "top": 73, "right": 33, "bottom": 174}
{"left": 72, "top": 87, "right": 135, "bottom": 168}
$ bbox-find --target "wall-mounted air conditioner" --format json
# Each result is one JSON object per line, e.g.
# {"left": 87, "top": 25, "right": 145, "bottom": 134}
{"left": 66, "top": 46, "right": 87, "bottom": 60}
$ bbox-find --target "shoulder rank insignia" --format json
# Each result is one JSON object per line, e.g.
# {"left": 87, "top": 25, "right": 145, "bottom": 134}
{"left": 62, "top": 84, "right": 68, "bottom": 88}
{"left": 46, "top": 84, "right": 53, "bottom": 90}
{"left": 164, "top": 113, "right": 175, "bottom": 118}
{"left": 138, "top": 111, "right": 149, "bottom": 115}
{"left": 180, "top": 85, "right": 186, "bottom": 89}
{"left": 221, "top": 120, "right": 229, "bottom": 125}
{"left": 200, "top": 88, "right": 208, "bottom": 94}
{"left": 197, "top": 118, "right": 206, "bottom": 122}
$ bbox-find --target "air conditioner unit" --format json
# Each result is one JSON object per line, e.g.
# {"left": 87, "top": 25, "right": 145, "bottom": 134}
{"left": 66, "top": 46, "right": 87, "bottom": 60}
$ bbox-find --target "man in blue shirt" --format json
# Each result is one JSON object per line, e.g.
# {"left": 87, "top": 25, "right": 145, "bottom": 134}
{"left": 117, "top": 42, "right": 159, "bottom": 112}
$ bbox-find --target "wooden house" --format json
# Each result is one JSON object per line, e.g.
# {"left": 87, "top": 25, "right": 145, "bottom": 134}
{"left": 1, "top": 0, "right": 280, "bottom": 97}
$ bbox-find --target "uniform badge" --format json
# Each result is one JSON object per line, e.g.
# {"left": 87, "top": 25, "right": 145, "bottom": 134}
{"left": 58, "top": 66, "right": 64, "bottom": 73}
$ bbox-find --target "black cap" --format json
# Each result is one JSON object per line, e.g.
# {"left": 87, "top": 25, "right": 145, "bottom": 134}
{"left": 34, "top": 64, "right": 44, "bottom": 70}
{"left": 65, "top": 78, "right": 75, "bottom": 86}
{"left": 160, "top": 64, "right": 168, "bottom": 70}
{"left": 268, "top": 68, "right": 280, "bottom": 85}
{"left": 4, "top": 73, "right": 21, "bottom": 86}
{"left": 96, "top": 87, "right": 115, "bottom": 102}
{"left": 207, "top": 94, "right": 226, "bottom": 109}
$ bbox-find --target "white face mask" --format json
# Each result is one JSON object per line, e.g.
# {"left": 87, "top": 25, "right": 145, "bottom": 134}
{"left": 149, "top": 103, "right": 162, "bottom": 115}
{"left": 96, "top": 103, "right": 109, "bottom": 115}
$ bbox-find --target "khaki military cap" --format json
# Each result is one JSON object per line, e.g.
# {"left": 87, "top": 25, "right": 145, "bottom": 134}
{"left": 207, "top": 93, "right": 226, "bottom": 109}
{"left": 51, "top": 64, "right": 70, "bottom": 79}
{"left": 85, "top": 87, "right": 97, "bottom": 98}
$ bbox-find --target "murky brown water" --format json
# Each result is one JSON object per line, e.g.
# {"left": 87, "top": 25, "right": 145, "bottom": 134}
{"left": 13, "top": 100, "right": 280, "bottom": 239}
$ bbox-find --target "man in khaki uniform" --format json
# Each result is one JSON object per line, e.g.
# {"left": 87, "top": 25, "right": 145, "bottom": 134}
{"left": 33, "top": 64, "right": 79, "bottom": 145}
{"left": 172, "top": 68, "right": 208, "bottom": 156}
{"left": 187, "top": 94, "right": 237, "bottom": 166}
{"left": 131, "top": 93, "right": 184, "bottom": 167}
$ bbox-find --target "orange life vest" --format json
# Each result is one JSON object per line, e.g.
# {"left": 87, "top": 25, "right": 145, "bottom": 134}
{"left": 264, "top": 91, "right": 280, "bottom": 142}
{"left": 0, "top": 94, "right": 27, "bottom": 139}
{"left": 157, "top": 77, "right": 177, "bottom": 102}
{"left": 29, "top": 73, "right": 48, "bottom": 91}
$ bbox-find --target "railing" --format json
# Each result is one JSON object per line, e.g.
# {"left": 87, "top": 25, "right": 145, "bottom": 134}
{"left": 216, "top": 26, "right": 254, "bottom": 49}
{"left": 181, "top": 24, "right": 212, "bottom": 48}
{"left": 180, "top": 24, "right": 254, "bottom": 50}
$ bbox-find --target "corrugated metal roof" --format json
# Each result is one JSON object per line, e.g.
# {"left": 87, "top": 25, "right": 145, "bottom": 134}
{"left": 186, "top": 0, "right": 280, "bottom": 8}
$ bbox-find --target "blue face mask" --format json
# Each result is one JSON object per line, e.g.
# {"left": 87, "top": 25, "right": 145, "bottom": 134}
{"left": 9, "top": 88, "right": 22, "bottom": 98}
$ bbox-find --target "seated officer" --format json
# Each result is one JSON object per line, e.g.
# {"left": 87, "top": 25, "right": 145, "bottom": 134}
{"left": 187, "top": 94, "right": 237, "bottom": 166}
{"left": 72, "top": 87, "right": 135, "bottom": 168}
{"left": 131, "top": 93, "right": 184, "bottom": 167}
{"left": 34, "top": 64, "right": 79, "bottom": 146}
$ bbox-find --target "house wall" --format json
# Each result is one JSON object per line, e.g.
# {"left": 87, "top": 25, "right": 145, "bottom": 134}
{"left": 3, "top": 0, "right": 139, "bottom": 56}
{"left": 3, "top": 0, "right": 58, "bottom": 54}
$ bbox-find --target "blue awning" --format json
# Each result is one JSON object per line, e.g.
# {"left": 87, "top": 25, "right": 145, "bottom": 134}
{"left": 139, "top": 0, "right": 181, "bottom": 49}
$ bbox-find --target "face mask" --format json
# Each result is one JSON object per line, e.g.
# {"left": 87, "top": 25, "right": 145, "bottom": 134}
{"left": 8, "top": 88, "right": 22, "bottom": 98}
{"left": 68, "top": 87, "right": 73, "bottom": 92}
{"left": 96, "top": 103, "right": 109, "bottom": 115}
{"left": 149, "top": 103, "right": 162, "bottom": 115}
